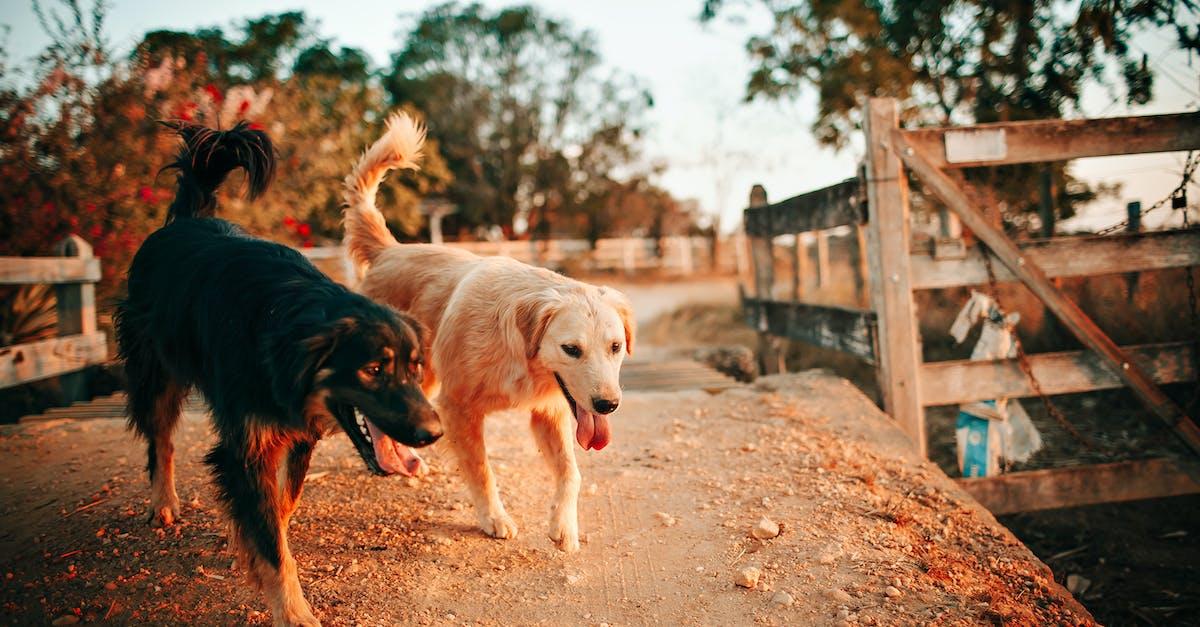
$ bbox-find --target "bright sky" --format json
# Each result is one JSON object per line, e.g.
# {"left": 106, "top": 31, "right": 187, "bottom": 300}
{"left": 3, "top": 0, "right": 1198, "bottom": 233}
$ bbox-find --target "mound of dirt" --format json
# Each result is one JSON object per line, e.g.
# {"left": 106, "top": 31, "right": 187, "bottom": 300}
{"left": 0, "top": 372, "right": 1089, "bottom": 625}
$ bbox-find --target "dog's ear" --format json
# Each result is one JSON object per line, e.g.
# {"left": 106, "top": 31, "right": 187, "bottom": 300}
{"left": 513, "top": 292, "right": 561, "bottom": 360}
{"left": 270, "top": 317, "right": 357, "bottom": 416}
{"left": 395, "top": 310, "right": 430, "bottom": 356}
{"left": 600, "top": 287, "right": 636, "bottom": 356}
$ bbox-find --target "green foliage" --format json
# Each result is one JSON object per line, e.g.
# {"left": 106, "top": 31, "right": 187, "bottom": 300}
{"left": 702, "top": 0, "right": 1193, "bottom": 231}
{"left": 1, "top": 4, "right": 451, "bottom": 306}
{"left": 703, "top": 0, "right": 1197, "bottom": 146}
{"left": 386, "top": 2, "right": 654, "bottom": 237}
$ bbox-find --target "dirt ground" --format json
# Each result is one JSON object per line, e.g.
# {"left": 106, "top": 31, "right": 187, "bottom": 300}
{"left": 0, "top": 372, "right": 1091, "bottom": 626}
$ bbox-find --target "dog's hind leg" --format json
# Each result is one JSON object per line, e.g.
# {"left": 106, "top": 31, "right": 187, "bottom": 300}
{"left": 442, "top": 399, "right": 518, "bottom": 539}
{"left": 207, "top": 432, "right": 319, "bottom": 627}
{"left": 531, "top": 405, "right": 582, "bottom": 552}
{"left": 126, "top": 356, "right": 187, "bottom": 527}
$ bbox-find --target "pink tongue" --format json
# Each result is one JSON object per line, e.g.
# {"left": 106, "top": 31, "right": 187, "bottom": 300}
{"left": 573, "top": 404, "right": 611, "bottom": 451}
{"left": 365, "top": 418, "right": 424, "bottom": 476}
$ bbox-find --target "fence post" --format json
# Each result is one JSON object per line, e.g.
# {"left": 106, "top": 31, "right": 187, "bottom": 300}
{"left": 850, "top": 224, "right": 870, "bottom": 308}
{"left": 791, "top": 233, "right": 803, "bottom": 301}
{"left": 54, "top": 235, "right": 97, "bottom": 403}
{"left": 679, "top": 236, "right": 693, "bottom": 275}
{"left": 814, "top": 230, "right": 831, "bottom": 288}
{"left": 864, "top": 98, "right": 926, "bottom": 457}
{"left": 748, "top": 184, "right": 783, "bottom": 374}
{"left": 1125, "top": 201, "right": 1142, "bottom": 301}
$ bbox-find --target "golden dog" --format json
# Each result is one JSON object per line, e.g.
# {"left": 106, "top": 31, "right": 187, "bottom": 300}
{"left": 342, "top": 114, "right": 635, "bottom": 551}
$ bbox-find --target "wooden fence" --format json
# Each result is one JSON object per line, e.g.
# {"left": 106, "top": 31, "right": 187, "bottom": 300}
{"left": 0, "top": 235, "right": 106, "bottom": 400}
{"left": 304, "top": 235, "right": 736, "bottom": 285}
{"left": 744, "top": 99, "right": 1200, "bottom": 512}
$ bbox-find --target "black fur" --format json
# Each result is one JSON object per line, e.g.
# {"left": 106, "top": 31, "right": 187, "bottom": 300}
{"left": 116, "top": 121, "right": 440, "bottom": 611}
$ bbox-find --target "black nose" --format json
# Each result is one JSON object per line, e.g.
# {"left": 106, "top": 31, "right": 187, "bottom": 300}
{"left": 592, "top": 397, "right": 619, "bottom": 414}
{"left": 411, "top": 426, "right": 442, "bottom": 447}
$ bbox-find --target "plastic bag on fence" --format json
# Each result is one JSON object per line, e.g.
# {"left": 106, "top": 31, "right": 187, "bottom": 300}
{"left": 950, "top": 291, "right": 1044, "bottom": 477}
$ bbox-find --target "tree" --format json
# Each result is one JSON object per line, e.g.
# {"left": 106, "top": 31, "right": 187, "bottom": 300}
{"left": 701, "top": 0, "right": 1195, "bottom": 233}
{"left": 1, "top": 3, "right": 451, "bottom": 309}
{"left": 385, "top": 2, "right": 652, "bottom": 239}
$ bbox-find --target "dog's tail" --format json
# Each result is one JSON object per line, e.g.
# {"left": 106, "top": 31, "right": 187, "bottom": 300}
{"left": 159, "top": 121, "right": 275, "bottom": 223}
{"left": 342, "top": 112, "right": 425, "bottom": 270}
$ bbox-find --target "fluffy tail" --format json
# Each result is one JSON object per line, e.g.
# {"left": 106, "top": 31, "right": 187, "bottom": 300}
{"left": 159, "top": 120, "right": 275, "bottom": 223}
{"left": 343, "top": 112, "right": 425, "bottom": 271}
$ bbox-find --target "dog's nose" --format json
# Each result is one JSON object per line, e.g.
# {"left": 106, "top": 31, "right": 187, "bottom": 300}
{"left": 592, "top": 397, "right": 619, "bottom": 414}
{"left": 411, "top": 426, "right": 442, "bottom": 447}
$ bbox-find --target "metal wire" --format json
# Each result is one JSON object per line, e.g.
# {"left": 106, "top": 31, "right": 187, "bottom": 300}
{"left": 1096, "top": 151, "right": 1197, "bottom": 235}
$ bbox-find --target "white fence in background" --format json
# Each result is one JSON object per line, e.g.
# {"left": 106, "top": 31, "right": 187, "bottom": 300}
{"left": 301, "top": 235, "right": 739, "bottom": 285}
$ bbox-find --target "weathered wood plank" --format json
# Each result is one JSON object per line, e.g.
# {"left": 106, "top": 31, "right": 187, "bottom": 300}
{"left": 902, "top": 111, "right": 1200, "bottom": 168}
{"left": 911, "top": 229, "right": 1200, "bottom": 289}
{"left": 922, "top": 342, "right": 1197, "bottom": 406}
{"left": 54, "top": 236, "right": 98, "bottom": 401}
{"left": 744, "top": 178, "right": 864, "bottom": 237}
{"left": 814, "top": 231, "right": 831, "bottom": 288}
{"left": 865, "top": 98, "right": 926, "bottom": 456}
{"left": 957, "top": 458, "right": 1200, "bottom": 515}
{"left": 742, "top": 297, "right": 876, "bottom": 363}
{"left": 891, "top": 126, "right": 1200, "bottom": 459}
{"left": 748, "top": 185, "right": 783, "bottom": 375}
{"left": 0, "top": 333, "right": 108, "bottom": 388}
{"left": 0, "top": 257, "right": 100, "bottom": 284}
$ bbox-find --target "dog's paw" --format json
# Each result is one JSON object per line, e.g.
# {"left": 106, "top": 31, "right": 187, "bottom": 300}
{"left": 273, "top": 596, "right": 320, "bottom": 627}
{"left": 147, "top": 497, "right": 181, "bottom": 528}
{"left": 274, "top": 609, "right": 321, "bottom": 627}
{"left": 548, "top": 523, "right": 580, "bottom": 553}
{"left": 479, "top": 512, "right": 519, "bottom": 539}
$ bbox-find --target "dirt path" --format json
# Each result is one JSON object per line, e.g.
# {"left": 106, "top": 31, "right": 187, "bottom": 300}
{"left": 0, "top": 373, "right": 1090, "bottom": 625}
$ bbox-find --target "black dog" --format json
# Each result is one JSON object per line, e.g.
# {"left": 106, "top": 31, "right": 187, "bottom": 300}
{"left": 116, "top": 121, "right": 441, "bottom": 626}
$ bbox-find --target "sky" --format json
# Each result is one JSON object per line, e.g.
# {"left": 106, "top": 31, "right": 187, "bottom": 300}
{"left": 2, "top": 0, "right": 1198, "bottom": 232}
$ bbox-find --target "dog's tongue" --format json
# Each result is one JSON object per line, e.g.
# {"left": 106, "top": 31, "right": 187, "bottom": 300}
{"left": 365, "top": 419, "right": 424, "bottom": 476}
{"left": 573, "top": 403, "right": 611, "bottom": 451}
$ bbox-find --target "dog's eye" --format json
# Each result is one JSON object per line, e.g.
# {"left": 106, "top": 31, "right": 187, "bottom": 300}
{"left": 361, "top": 363, "right": 383, "bottom": 378}
{"left": 611, "top": 342, "right": 622, "bottom": 354}
{"left": 561, "top": 344, "right": 582, "bottom": 358}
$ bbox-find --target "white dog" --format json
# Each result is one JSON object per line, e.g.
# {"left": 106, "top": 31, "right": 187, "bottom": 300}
{"left": 342, "top": 113, "right": 635, "bottom": 551}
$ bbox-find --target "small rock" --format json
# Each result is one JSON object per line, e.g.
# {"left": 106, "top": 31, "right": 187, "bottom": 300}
{"left": 884, "top": 585, "right": 902, "bottom": 598}
{"left": 51, "top": 616, "right": 79, "bottom": 626}
{"left": 771, "top": 590, "right": 794, "bottom": 606}
{"left": 103, "top": 581, "right": 117, "bottom": 591}
{"left": 565, "top": 572, "right": 583, "bottom": 586}
{"left": 654, "top": 512, "right": 677, "bottom": 527}
{"left": 752, "top": 517, "right": 780, "bottom": 540}
{"left": 734, "top": 566, "right": 761, "bottom": 589}
{"left": 1066, "top": 574, "right": 1091, "bottom": 596}
{"left": 817, "top": 548, "right": 841, "bottom": 565}
{"left": 825, "top": 588, "right": 853, "bottom": 603}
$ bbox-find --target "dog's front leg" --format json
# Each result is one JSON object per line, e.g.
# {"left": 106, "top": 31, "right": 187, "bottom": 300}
{"left": 281, "top": 440, "right": 315, "bottom": 523}
{"left": 209, "top": 439, "right": 319, "bottom": 627}
{"left": 442, "top": 400, "right": 518, "bottom": 539}
{"left": 531, "top": 406, "right": 581, "bottom": 552}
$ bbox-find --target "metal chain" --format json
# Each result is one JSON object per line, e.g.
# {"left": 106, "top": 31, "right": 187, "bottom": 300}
{"left": 1096, "top": 151, "right": 1197, "bottom": 235}
{"left": 978, "top": 244, "right": 1097, "bottom": 450}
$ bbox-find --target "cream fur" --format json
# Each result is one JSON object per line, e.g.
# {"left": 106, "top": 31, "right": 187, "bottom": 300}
{"left": 342, "top": 112, "right": 426, "bottom": 275}
{"left": 343, "top": 125, "right": 635, "bottom": 551}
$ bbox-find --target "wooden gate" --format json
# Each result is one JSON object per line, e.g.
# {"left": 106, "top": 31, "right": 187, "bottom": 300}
{"left": 744, "top": 99, "right": 1200, "bottom": 511}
